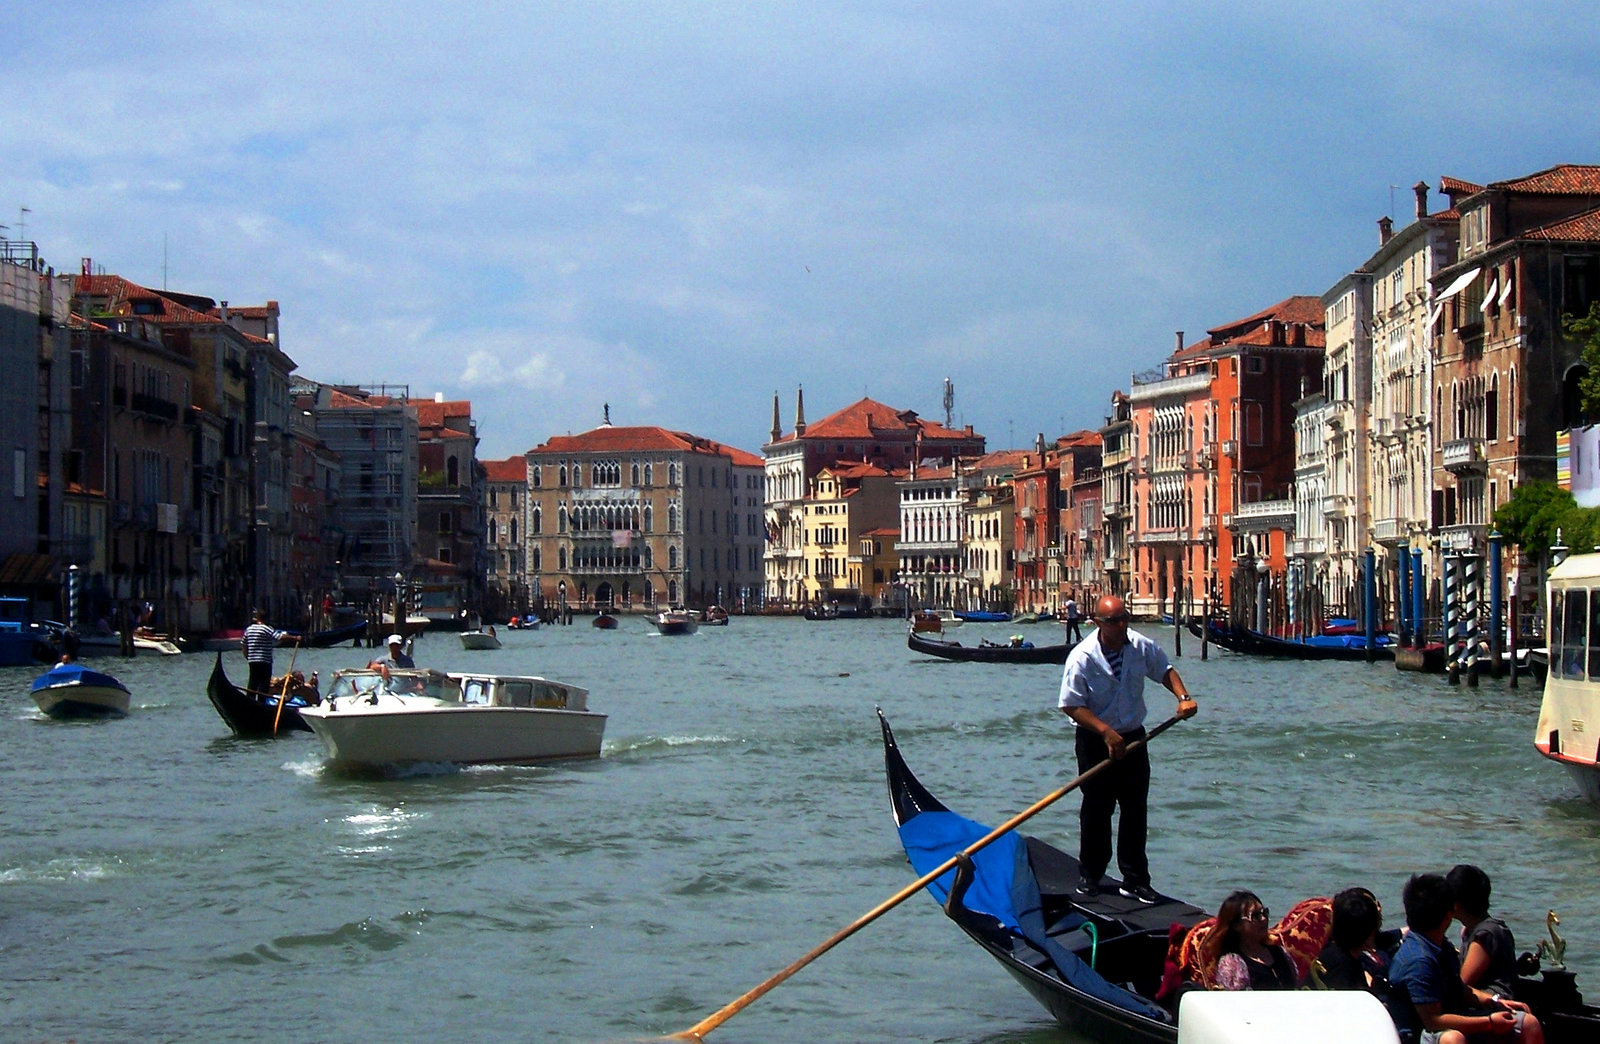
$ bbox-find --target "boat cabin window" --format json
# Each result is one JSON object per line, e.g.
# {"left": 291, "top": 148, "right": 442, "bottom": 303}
{"left": 504, "top": 681, "right": 535, "bottom": 708}
{"left": 1589, "top": 592, "right": 1600, "bottom": 681}
{"left": 1559, "top": 588, "right": 1588, "bottom": 681}
{"left": 462, "top": 679, "right": 490, "bottom": 705}
{"left": 533, "top": 683, "right": 568, "bottom": 709}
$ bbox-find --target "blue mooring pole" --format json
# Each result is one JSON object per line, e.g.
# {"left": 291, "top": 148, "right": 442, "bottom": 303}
{"left": 1488, "top": 531, "right": 1504, "bottom": 678}
{"left": 1364, "top": 547, "right": 1377, "bottom": 665}
{"left": 1411, "top": 547, "right": 1425, "bottom": 650}
{"left": 1397, "top": 551, "right": 1412, "bottom": 646}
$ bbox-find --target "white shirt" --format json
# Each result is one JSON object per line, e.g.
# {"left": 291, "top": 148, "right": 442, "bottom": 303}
{"left": 1057, "top": 629, "right": 1172, "bottom": 734}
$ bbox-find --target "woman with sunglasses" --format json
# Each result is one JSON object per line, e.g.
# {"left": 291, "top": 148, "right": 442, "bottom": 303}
{"left": 1201, "top": 890, "right": 1299, "bottom": 991}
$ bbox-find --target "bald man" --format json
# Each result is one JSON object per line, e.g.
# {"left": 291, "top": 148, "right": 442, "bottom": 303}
{"left": 1058, "top": 594, "right": 1196, "bottom": 904}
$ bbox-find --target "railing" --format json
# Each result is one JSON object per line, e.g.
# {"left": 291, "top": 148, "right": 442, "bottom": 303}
{"left": 1442, "top": 438, "right": 1486, "bottom": 472}
{"left": 1101, "top": 556, "right": 1119, "bottom": 571}
{"left": 1372, "top": 517, "right": 1406, "bottom": 542}
{"left": 131, "top": 392, "right": 181, "bottom": 422}
{"left": 1322, "top": 494, "right": 1350, "bottom": 516}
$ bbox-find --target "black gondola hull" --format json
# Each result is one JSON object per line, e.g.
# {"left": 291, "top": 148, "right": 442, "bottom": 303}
{"left": 301, "top": 619, "right": 369, "bottom": 648}
{"left": 907, "top": 631, "right": 1072, "bottom": 664}
{"left": 1186, "top": 620, "right": 1395, "bottom": 661}
{"left": 206, "top": 653, "right": 313, "bottom": 736}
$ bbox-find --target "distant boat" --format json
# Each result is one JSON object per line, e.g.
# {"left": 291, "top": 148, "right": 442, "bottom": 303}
{"left": 907, "top": 630, "right": 1072, "bottom": 665}
{"left": 910, "top": 609, "right": 962, "bottom": 633}
{"left": 702, "top": 605, "right": 730, "bottom": 626}
{"left": 954, "top": 610, "right": 1010, "bottom": 623}
{"left": 30, "top": 662, "right": 132, "bottom": 719}
{"left": 592, "top": 612, "right": 619, "bottom": 630}
{"left": 460, "top": 627, "right": 502, "bottom": 650}
{"left": 1186, "top": 619, "right": 1394, "bottom": 661}
{"left": 653, "top": 609, "right": 700, "bottom": 636}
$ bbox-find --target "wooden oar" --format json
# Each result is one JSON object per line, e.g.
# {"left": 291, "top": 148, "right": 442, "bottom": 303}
{"left": 270, "top": 636, "right": 301, "bottom": 736}
{"left": 665, "top": 711, "right": 1188, "bottom": 1042}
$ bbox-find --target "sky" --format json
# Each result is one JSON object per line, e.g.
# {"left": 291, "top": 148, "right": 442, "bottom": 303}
{"left": 5, "top": 1, "right": 1598, "bottom": 461}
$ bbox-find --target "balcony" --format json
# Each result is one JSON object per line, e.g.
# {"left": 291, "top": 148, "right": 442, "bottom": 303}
{"left": 1139, "top": 529, "right": 1193, "bottom": 545}
{"left": 1289, "top": 536, "right": 1326, "bottom": 556}
{"left": 131, "top": 392, "right": 182, "bottom": 422}
{"left": 1372, "top": 517, "right": 1407, "bottom": 543}
{"left": 1231, "top": 499, "right": 1295, "bottom": 531}
{"left": 1101, "top": 555, "right": 1120, "bottom": 571}
{"left": 1199, "top": 448, "right": 1217, "bottom": 468}
{"left": 1016, "top": 549, "right": 1035, "bottom": 563}
{"left": 1321, "top": 493, "right": 1351, "bottom": 517}
{"left": 1103, "top": 502, "right": 1129, "bottom": 520}
{"left": 1222, "top": 440, "right": 1238, "bottom": 458}
{"left": 1439, "top": 523, "right": 1485, "bottom": 552}
{"left": 963, "top": 568, "right": 982, "bottom": 581}
{"left": 1019, "top": 506, "right": 1035, "bottom": 520}
{"left": 1442, "top": 437, "right": 1486, "bottom": 473}
{"left": 1101, "top": 445, "right": 1132, "bottom": 468}
{"left": 1128, "top": 370, "right": 1210, "bottom": 403}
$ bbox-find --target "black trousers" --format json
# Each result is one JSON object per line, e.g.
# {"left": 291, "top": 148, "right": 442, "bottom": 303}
{"left": 247, "top": 661, "right": 273, "bottom": 694}
{"left": 1065, "top": 620, "right": 1083, "bottom": 643}
{"left": 1074, "top": 725, "right": 1150, "bottom": 887}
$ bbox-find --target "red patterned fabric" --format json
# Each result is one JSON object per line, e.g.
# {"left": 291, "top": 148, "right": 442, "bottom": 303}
{"left": 1273, "top": 897, "right": 1333, "bottom": 984}
{"left": 1180, "top": 917, "right": 1219, "bottom": 988}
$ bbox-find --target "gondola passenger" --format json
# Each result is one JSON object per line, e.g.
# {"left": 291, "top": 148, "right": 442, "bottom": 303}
{"left": 1310, "top": 887, "right": 1393, "bottom": 998}
{"left": 1448, "top": 865, "right": 1524, "bottom": 1006}
{"left": 1201, "top": 890, "right": 1299, "bottom": 990}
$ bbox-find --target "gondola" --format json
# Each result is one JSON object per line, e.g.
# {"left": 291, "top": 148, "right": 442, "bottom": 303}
{"left": 879, "top": 711, "right": 1600, "bottom": 1043}
{"left": 880, "top": 710, "right": 1203, "bottom": 1042}
{"left": 300, "top": 618, "right": 370, "bottom": 648}
{"left": 907, "top": 630, "right": 1072, "bottom": 665}
{"left": 206, "top": 653, "right": 315, "bottom": 736}
{"left": 1186, "top": 619, "right": 1396, "bottom": 662}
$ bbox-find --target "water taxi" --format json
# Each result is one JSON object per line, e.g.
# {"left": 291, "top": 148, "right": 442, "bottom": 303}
{"left": 1537, "top": 551, "right": 1600, "bottom": 803}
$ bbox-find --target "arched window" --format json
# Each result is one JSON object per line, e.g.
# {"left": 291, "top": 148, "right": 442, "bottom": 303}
{"left": 532, "top": 507, "right": 541, "bottom": 534}
{"left": 644, "top": 463, "right": 653, "bottom": 486}
{"left": 644, "top": 545, "right": 653, "bottom": 568}
{"left": 668, "top": 504, "right": 678, "bottom": 532}
{"left": 532, "top": 547, "right": 541, "bottom": 570}
{"left": 1486, "top": 373, "right": 1499, "bottom": 441}
{"left": 559, "top": 506, "right": 568, "bottom": 533}
{"left": 488, "top": 519, "right": 498, "bottom": 544}
{"left": 558, "top": 547, "right": 567, "bottom": 570}
{"left": 447, "top": 457, "right": 459, "bottom": 486}
{"left": 532, "top": 466, "right": 541, "bottom": 488}
{"left": 643, "top": 506, "right": 653, "bottom": 532}
{"left": 559, "top": 466, "right": 568, "bottom": 487}
{"left": 510, "top": 517, "right": 518, "bottom": 543}
{"left": 669, "top": 546, "right": 679, "bottom": 570}
{"left": 668, "top": 580, "right": 678, "bottom": 604}
{"left": 632, "top": 463, "right": 640, "bottom": 486}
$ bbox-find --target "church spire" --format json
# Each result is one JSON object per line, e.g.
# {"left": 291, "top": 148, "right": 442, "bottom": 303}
{"left": 771, "top": 390, "right": 781, "bottom": 443}
{"left": 795, "top": 385, "right": 807, "bottom": 437}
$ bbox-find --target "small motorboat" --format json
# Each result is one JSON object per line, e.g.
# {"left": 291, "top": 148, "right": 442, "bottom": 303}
{"left": 30, "top": 662, "right": 131, "bottom": 719}
{"left": 910, "top": 609, "right": 962, "bottom": 634}
{"left": 954, "top": 609, "right": 1010, "bottom": 623}
{"left": 298, "top": 667, "right": 605, "bottom": 768}
{"left": 132, "top": 629, "right": 184, "bottom": 656}
{"left": 653, "top": 609, "right": 699, "bottom": 636}
{"left": 506, "top": 616, "right": 541, "bottom": 631}
{"left": 702, "top": 605, "right": 730, "bottom": 626}
{"left": 592, "top": 612, "right": 619, "bottom": 630}
{"left": 460, "top": 627, "right": 502, "bottom": 650}
{"left": 206, "top": 654, "right": 315, "bottom": 736}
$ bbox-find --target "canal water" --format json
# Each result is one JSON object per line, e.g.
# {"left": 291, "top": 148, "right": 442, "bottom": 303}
{"left": 3, "top": 617, "right": 1596, "bottom": 1043}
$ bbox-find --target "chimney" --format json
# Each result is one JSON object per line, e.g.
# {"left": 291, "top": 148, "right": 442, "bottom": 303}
{"left": 434, "top": 391, "right": 444, "bottom": 403}
{"left": 1175, "top": 330, "right": 1185, "bottom": 353}
{"left": 1291, "top": 323, "right": 1305, "bottom": 347}
{"left": 794, "top": 386, "right": 807, "bottom": 437}
{"left": 1414, "top": 181, "right": 1430, "bottom": 220}
{"left": 219, "top": 299, "right": 230, "bottom": 322}
{"left": 770, "top": 391, "right": 781, "bottom": 442}
{"left": 1378, "top": 216, "right": 1393, "bottom": 245}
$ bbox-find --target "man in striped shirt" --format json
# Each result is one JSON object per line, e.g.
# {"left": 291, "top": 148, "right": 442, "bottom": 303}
{"left": 242, "top": 609, "right": 295, "bottom": 693}
{"left": 1058, "top": 594, "right": 1196, "bottom": 904}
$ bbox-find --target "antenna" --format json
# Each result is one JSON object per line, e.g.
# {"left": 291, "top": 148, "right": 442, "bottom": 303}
{"left": 942, "top": 377, "right": 954, "bottom": 428}
{"left": 17, "top": 207, "right": 29, "bottom": 244}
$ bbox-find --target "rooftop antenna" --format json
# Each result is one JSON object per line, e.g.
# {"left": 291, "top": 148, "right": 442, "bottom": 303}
{"left": 17, "top": 207, "right": 29, "bottom": 244}
{"left": 942, "top": 377, "right": 954, "bottom": 428}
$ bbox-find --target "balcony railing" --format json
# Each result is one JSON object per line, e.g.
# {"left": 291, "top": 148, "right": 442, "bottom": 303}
{"left": 1442, "top": 438, "right": 1486, "bottom": 473}
{"left": 1321, "top": 494, "right": 1351, "bottom": 517}
{"left": 1372, "top": 517, "right": 1406, "bottom": 542}
{"left": 1101, "top": 555, "right": 1120, "bottom": 571}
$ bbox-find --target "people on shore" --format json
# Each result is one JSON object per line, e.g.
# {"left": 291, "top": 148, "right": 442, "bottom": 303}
{"left": 242, "top": 608, "right": 295, "bottom": 693}
{"left": 1387, "top": 872, "right": 1542, "bottom": 1044}
{"left": 1201, "top": 890, "right": 1300, "bottom": 990}
{"left": 1057, "top": 594, "right": 1197, "bottom": 903}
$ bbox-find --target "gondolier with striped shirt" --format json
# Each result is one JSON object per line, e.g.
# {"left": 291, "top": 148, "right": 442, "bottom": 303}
{"left": 242, "top": 608, "right": 296, "bottom": 693}
{"left": 1058, "top": 594, "right": 1196, "bottom": 904}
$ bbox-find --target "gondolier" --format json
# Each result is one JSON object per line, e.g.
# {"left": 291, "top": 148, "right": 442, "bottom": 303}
{"left": 242, "top": 609, "right": 295, "bottom": 693}
{"left": 1058, "top": 594, "right": 1196, "bottom": 904}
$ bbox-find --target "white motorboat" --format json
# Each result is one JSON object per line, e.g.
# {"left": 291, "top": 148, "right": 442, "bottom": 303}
{"left": 459, "top": 628, "right": 502, "bottom": 650}
{"left": 1538, "top": 551, "right": 1600, "bottom": 803}
{"left": 653, "top": 609, "right": 699, "bottom": 636}
{"left": 30, "top": 663, "right": 132, "bottom": 719}
{"left": 299, "top": 667, "right": 605, "bottom": 768}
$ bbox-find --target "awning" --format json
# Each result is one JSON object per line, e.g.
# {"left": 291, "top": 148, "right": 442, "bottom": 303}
{"left": 1436, "top": 266, "right": 1481, "bottom": 301}
{"left": 1481, "top": 275, "right": 1498, "bottom": 312}
{"left": 1499, "top": 273, "right": 1515, "bottom": 305}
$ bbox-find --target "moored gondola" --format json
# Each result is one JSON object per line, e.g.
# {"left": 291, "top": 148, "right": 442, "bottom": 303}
{"left": 300, "top": 618, "right": 370, "bottom": 648}
{"left": 1186, "top": 618, "right": 1396, "bottom": 661}
{"left": 907, "top": 630, "right": 1072, "bottom": 665}
{"left": 206, "top": 653, "right": 315, "bottom": 736}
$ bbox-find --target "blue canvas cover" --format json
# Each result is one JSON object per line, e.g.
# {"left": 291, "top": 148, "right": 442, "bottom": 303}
{"left": 898, "top": 808, "right": 1170, "bottom": 1022}
{"left": 31, "top": 662, "right": 129, "bottom": 693}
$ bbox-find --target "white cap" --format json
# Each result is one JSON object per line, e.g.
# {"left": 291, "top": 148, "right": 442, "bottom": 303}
{"left": 387, "top": 634, "right": 404, "bottom": 646}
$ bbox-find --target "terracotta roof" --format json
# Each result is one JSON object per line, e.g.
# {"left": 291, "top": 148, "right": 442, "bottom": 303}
{"left": 328, "top": 390, "right": 381, "bottom": 409}
{"left": 778, "top": 397, "right": 979, "bottom": 443}
{"left": 1207, "top": 295, "right": 1325, "bottom": 341}
{"left": 1493, "top": 164, "right": 1600, "bottom": 195}
{"left": 1228, "top": 324, "right": 1327, "bottom": 349}
{"left": 413, "top": 400, "right": 473, "bottom": 430}
{"left": 861, "top": 527, "right": 899, "bottom": 538}
{"left": 824, "top": 461, "right": 891, "bottom": 479}
{"left": 1439, "top": 175, "right": 1485, "bottom": 197}
{"left": 532, "top": 425, "right": 761, "bottom": 466}
{"left": 482, "top": 456, "right": 527, "bottom": 483}
{"left": 74, "top": 273, "right": 224, "bottom": 326}
{"left": 1171, "top": 336, "right": 1215, "bottom": 360}
{"left": 1058, "top": 429, "right": 1101, "bottom": 449}
{"left": 1523, "top": 206, "right": 1600, "bottom": 242}
{"left": 970, "top": 449, "right": 1032, "bottom": 471}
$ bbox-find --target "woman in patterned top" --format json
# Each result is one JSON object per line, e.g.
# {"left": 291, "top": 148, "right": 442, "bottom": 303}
{"left": 1202, "top": 890, "right": 1299, "bottom": 991}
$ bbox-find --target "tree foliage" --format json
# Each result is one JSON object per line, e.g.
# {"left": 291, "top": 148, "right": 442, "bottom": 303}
{"left": 1492, "top": 480, "right": 1600, "bottom": 556}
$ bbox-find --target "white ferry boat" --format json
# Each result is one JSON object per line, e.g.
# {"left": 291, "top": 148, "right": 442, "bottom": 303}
{"left": 1536, "top": 551, "right": 1600, "bottom": 803}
